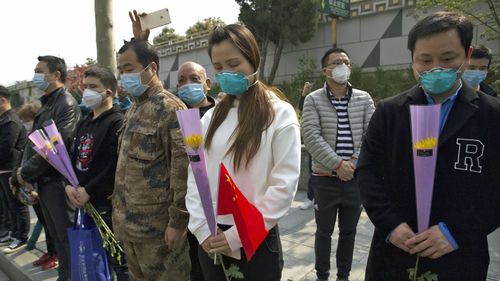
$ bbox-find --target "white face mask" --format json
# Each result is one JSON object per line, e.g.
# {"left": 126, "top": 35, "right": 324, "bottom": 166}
{"left": 330, "top": 63, "right": 351, "bottom": 84}
{"left": 82, "top": 89, "right": 106, "bottom": 109}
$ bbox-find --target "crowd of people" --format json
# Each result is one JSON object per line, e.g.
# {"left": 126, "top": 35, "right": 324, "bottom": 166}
{"left": 0, "top": 10, "right": 498, "bottom": 281}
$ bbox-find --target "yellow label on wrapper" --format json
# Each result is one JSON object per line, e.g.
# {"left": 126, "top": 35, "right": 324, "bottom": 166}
{"left": 413, "top": 137, "right": 437, "bottom": 150}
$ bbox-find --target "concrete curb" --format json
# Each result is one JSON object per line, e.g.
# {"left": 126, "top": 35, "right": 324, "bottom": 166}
{"left": 0, "top": 249, "right": 33, "bottom": 281}
{"left": 0, "top": 245, "right": 57, "bottom": 281}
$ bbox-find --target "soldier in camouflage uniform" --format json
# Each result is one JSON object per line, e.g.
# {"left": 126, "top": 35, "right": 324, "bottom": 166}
{"left": 113, "top": 39, "right": 190, "bottom": 281}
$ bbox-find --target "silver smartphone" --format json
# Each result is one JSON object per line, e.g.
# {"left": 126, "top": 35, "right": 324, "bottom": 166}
{"left": 139, "top": 8, "right": 171, "bottom": 31}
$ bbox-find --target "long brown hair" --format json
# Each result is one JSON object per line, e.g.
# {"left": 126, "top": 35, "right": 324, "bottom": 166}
{"left": 204, "top": 24, "right": 285, "bottom": 171}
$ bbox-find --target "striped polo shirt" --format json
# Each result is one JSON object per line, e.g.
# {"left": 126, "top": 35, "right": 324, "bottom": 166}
{"left": 327, "top": 88, "right": 354, "bottom": 161}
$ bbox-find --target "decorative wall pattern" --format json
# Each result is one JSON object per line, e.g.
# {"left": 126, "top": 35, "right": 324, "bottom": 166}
{"left": 350, "top": 0, "right": 411, "bottom": 17}
{"left": 156, "top": 33, "right": 210, "bottom": 57}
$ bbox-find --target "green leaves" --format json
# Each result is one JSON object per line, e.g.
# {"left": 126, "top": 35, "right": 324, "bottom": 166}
{"left": 415, "top": 0, "right": 499, "bottom": 41}
{"left": 235, "top": 0, "right": 320, "bottom": 84}
{"left": 209, "top": 253, "right": 245, "bottom": 281}
{"left": 227, "top": 263, "right": 245, "bottom": 279}
{"left": 83, "top": 203, "right": 124, "bottom": 264}
{"left": 407, "top": 268, "right": 439, "bottom": 281}
{"left": 153, "top": 27, "right": 185, "bottom": 45}
{"left": 407, "top": 255, "right": 438, "bottom": 281}
{"left": 185, "top": 17, "right": 225, "bottom": 36}
{"left": 153, "top": 17, "right": 227, "bottom": 45}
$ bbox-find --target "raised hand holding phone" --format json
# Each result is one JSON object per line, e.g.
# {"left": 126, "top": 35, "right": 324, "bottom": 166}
{"left": 139, "top": 8, "right": 171, "bottom": 31}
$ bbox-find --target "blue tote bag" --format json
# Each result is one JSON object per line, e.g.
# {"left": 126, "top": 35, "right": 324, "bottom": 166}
{"left": 67, "top": 208, "right": 111, "bottom": 281}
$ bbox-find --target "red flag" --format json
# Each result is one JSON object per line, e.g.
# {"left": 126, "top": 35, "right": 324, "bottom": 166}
{"left": 217, "top": 163, "right": 268, "bottom": 261}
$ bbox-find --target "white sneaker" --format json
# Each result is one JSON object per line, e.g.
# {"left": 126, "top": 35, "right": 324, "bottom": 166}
{"left": 300, "top": 198, "right": 314, "bottom": 210}
{"left": 3, "top": 238, "right": 26, "bottom": 254}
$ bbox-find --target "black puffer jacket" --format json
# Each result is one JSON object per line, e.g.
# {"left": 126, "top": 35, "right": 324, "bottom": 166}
{"left": 20, "top": 87, "right": 81, "bottom": 181}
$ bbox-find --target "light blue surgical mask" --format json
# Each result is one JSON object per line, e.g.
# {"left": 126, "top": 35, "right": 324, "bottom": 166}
{"left": 462, "top": 69, "right": 487, "bottom": 89}
{"left": 121, "top": 65, "right": 150, "bottom": 97}
{"left": 417, "top": 62, "right": 464, "bottom": 95}
{"left": 215, "top": 71, "right": 258, "bottom": 95}
{"left": 32, "top": 73, "right": 50, "bottom": 91}
{"left": 178, "top": 83, "right": 206, "bottom": 106}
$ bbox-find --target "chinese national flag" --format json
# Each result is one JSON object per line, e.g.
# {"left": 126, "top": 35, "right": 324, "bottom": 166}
{"left": 217, "top": 163, "right": 268, "bottom": 261}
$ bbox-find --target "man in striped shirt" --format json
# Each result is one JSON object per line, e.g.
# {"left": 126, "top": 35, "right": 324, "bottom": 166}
{"left": 302, "top": 48, "right": 375, "bottom": 281}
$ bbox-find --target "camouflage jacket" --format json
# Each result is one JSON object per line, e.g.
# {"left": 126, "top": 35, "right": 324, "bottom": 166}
{"left": 112, "top": 84, "right": 189, "bottom": 242}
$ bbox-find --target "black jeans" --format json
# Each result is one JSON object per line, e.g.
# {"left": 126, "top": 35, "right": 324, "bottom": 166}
{"left": 306, "top": 153, "right": 314, "bottom": 201}
{"left": 188, "top": 230, "right": 206, "bottom": 281}
{"left": 37, "top": 179, "right": 74, "bottom": 281}
{"left": 82, "top": 206, "right": 130, "bottom": 281}
{"left": 32, "top": 202, "right": 56, "bottom": 254}
{"left": 0, "top": 173, "right": 30, "bottom": 241}
{"left": 198, "top": 225, "right": 283, "bottom": 281}
{"left": 312, "top": 176, "right": 362, "bottom": 280}
{"left": 0, "top": 173, "right": 11, "bottom": 237}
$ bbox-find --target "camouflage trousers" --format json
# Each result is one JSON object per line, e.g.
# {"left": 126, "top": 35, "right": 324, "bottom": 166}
{"left": 122, "top": 238, "right": 190, "bottom": 281}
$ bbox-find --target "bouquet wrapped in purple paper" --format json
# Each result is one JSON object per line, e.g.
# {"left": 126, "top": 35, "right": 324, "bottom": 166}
{"left": 408, "top": 105, "right": 441, "bottom": 281}
{"left": 28, "top": 119, "right": 123, "bottom": 264}
{"left": 176, "top": 108, "right": 216, "bottom": 236}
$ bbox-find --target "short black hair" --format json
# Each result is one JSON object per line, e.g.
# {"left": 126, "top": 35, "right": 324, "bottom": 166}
{"left": 118, "top": 40, "right": 160, "bottom": 73}
{"left": 37, "top": 55, "right": 67, "bottom": 83}
{"left": 471, "top": 45, "right": 492, "bottom": 68}
{"left": 408, "top": 12, "right": 473, "bottom": 58}
{"left": 84, "top": 66, "right": 118, "bottom": 94}
{"left": 0, "top": 85, "right": 10, "bottom": 100}
{"left": 321, "top": 47, "right": 351, "bottom": 68}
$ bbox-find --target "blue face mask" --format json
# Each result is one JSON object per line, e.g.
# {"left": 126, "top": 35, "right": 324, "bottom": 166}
{"left": 119, "top": 96, "right": 132, "bottom": 111}
{"left": 121, "top": 65, "right": 150, "bottom": 97}
{"left": 215, "top": 71, "right": 258, "bottom": 95}
{"left": 178, "top": 83, "right": 206, "bottom": 106}
{"left": 417, "top": 63, "right": 464, "bottom": 95}
{"left": 462, "top": 69, "right": 487, "bottom": 89}
{"left": 32, "top": 73, "right": 49, "bottom": 91}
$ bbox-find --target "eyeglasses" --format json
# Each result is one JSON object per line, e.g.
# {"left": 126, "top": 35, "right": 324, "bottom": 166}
{"left": 326, "top": 60, "right": 351, "bottom": 67}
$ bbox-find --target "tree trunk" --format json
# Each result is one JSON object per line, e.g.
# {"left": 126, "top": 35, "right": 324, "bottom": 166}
{"left": 259, "top": 28, "right": 270, "bottom": 82}
{"left": 95, "top": 0, "right": 116, "bottom": 73}
{"left": 267, "top": 35, "right": 284, "bottom": 85}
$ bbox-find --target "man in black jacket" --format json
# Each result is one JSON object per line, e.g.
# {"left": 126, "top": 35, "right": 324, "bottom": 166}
{"left": 11, "top": 55, "right": 80, "bottom": 281}
{"left": 463, "top": 45, "right": 498, "bottom": 97}
{"left": 0, "top": 86, "right": 30, "bottom": 253}
{"left": 64, "top": 66, "right": 129, "bottom": 280}
{"left": 358, "top": 12, "right": 500, "bottom": 281}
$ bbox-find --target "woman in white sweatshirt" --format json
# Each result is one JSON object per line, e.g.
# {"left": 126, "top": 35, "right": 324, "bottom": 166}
{"left": 185, "top": 24, "right": 301, "bottom": 281}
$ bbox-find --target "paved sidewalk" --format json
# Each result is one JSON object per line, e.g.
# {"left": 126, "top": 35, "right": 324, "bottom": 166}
{"left": 283, "top": 190, "right": 500, "bottom": 281}
{"left": 0, "top": 191, "right": 498, "bottom": 280}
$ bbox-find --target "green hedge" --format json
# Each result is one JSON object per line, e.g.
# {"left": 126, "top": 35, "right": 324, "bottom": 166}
{"left": 276, "top": 66, "right": 418, "bottom": 109}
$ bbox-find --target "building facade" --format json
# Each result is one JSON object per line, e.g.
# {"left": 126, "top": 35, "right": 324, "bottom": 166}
{"left": 156, "top": 0, "right": 498, "bottom": 91}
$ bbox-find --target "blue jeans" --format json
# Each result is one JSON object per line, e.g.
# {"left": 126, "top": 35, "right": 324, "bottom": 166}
{"left": 312, "top": 176, "right": 362, "bottom": 280}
